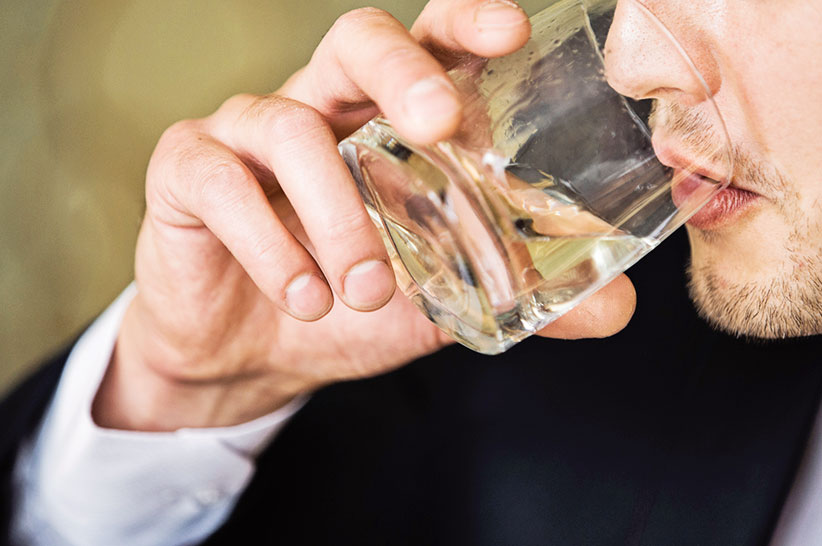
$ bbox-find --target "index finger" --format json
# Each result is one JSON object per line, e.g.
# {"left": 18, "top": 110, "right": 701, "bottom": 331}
{"left": 279, "top": 1, "right": 530, "bottom": 143}
{"left": 282, "top": 8, "right": 463, "bottom": 144}
{"left": 411, "top": 0, "right": 531, "bottom": 66}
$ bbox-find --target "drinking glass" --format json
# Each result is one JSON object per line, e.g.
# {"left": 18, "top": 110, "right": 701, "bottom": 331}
{"left": 339, "top": 0, "right": 733, "bottom": 354}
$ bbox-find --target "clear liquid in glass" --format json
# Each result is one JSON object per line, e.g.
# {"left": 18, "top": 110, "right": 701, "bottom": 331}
{"left": 342, "top": 118, "right": 658, "bottom": 355}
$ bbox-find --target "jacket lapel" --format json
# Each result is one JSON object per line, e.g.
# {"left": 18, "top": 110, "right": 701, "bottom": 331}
{"left": 638, "top": 334, "right": 822, "bottom": 546}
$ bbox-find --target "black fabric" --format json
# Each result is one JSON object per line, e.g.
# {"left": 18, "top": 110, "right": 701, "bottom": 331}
{"left": 204, "top": 231, "right": 822, "bottom": 546}
{"left": 3, "top": 230, "right": 822, "bottom": 545}
{"left": 0, "top": 346, "right": 70, "bottom": 543}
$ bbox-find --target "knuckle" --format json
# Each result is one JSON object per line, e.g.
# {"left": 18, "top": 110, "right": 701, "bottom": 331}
{"left": 323, "top": 206, "right": 375, "bottom": 245}
{"left": 241, "top": 92, "right": 288, "bottom": 120}
{"left": 147, "top": 120, "right": 204, "bottom": 194}
{"left": 216, "top": 93, "right": 256, "bottom": 117}
{"left": 274, "top": 102, "right": 325, "bottom": 138}
{"left": 205, "top": 93, "right": 260, "bottom": 140}
{"left": 375, "top": 45, "right": 426, "bottom": 73}
{"left": 332, "top": 7, "right": 391, "bottom": 37}
{"left": 251, "top": 96, "right": 329, "bottom": 150}
{"left": 202, "top": 158, "right": 250, "bottom": 188}
{"left": 156, "top": 119, "right": 199, "bottom": 150}
{"left": 249, "top": 231, "right": 291, "bottom": 266}
{"left": 196, "top": 159, "right": 251, "bottom": 206}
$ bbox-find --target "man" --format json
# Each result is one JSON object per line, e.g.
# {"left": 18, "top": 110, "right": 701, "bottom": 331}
{"left": 2, "top": 0, "right": 821, "bottom": 544}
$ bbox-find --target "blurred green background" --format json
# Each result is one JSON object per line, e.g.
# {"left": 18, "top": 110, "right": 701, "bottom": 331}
{"left": 1, "top": 0, "right": 545, "bottom": 395}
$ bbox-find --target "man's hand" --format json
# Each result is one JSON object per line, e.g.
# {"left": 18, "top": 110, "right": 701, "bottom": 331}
{"left": 93, "top": 0, "right": 636, "bottom": 432}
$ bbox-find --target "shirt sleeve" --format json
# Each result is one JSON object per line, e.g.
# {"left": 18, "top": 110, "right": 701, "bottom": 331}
{"left": 11, "top": 284, "right": 308, "bottom": 546}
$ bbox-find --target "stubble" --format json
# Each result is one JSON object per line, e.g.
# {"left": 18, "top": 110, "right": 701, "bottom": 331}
{"left": 653, "top": 102, "right": 822, "bottom": 338}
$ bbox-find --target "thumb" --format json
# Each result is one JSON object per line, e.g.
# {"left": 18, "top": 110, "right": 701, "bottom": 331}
{"left": 535, "top": 274, "right": 637, "bottom": 339}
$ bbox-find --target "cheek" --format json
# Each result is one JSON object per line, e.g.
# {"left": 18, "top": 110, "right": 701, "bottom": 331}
{"left": 716, "top": 3, "right": 822, "bottom": 192}
{"left": 737, "top": 54, "right": 822, "bottom": 230}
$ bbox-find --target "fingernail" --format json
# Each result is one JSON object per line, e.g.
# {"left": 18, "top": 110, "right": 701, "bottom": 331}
{"left": 285, "top": 273, "right": 333, "bottom": 320}
{"left": 403, "top": 77, "right": 460, "bottom": 127}
{"left": 475, "top": 0, "right": 527, "bottom": 30}
{"left": 343, "top": 260, "right": 395, "bottom": 310}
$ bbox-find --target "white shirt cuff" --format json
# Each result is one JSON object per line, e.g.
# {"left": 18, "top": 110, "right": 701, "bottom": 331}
{"left": 12, "top": 283, "right": 307, "bottom": 546}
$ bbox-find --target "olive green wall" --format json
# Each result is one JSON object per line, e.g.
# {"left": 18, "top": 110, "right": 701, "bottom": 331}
{"left": 1, "top": 0, "right": 547, "bottom": 395}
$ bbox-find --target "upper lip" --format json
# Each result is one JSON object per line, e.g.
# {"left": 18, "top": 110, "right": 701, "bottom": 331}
{"left": 651, "top": 135, "right": 753, "bottom": 194}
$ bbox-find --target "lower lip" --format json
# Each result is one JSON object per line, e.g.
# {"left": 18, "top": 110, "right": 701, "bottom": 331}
{"left": 672, "top": 176, "right": 760, "bottom": 230}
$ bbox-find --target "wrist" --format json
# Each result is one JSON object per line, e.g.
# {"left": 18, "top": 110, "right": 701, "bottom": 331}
{"left": 92, "top": 298, "right": 308, "bottom": 431}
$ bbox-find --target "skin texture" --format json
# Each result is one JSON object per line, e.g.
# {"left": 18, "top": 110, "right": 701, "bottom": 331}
{"left": 95, "top": 0, "right": 822, "bottom": 430}
{"left": 94, "top": 0, "right": 637, "bottom": 431}
{"left": 606, "top": 0, "right": 822, "bottom": 339}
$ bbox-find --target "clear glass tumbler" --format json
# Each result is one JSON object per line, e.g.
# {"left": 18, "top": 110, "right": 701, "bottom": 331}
{"left": 339, "top": 0, "right": 733, "bottom": 354}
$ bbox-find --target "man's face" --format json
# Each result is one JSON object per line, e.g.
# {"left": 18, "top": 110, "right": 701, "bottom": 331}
{"left": 605, "top": 0, "right": 822, "bottom": 338}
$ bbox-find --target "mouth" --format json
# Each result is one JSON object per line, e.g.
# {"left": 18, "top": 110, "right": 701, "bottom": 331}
{"left": 653, "top": 141, "right": 760, "bottom": 231}
{"left": 671, "top": 172, "right": 760, "bottom": 230}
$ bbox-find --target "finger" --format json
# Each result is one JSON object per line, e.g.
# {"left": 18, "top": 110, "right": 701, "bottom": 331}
{"left": 411, "top": 0, "right": 531, "bottom": 64}
{"left": 210, "top": 94, "right": 397, "bottom": 313}
{"left": 535, "top": 274, "right": 637, "bottom": 339}
{"left": 155, "top": 122, "right": 334, "bottom": 321}
{"left": 281, "top": 7, "right": 463, "bottom": 145}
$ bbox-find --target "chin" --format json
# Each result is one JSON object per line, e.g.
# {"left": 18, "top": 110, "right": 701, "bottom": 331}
{"left": 682, "top": 199, "right": 822, "bottom": 339}
{"left": 686, "top": 206, "right": 794, "bottom": 281}
{"left": 686, "top": 244, "right": 822, "bottom": 340}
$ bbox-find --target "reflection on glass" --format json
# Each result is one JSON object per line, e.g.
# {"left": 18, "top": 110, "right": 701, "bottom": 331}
{"left": 340, "top": 0, "right": 732, "bottom": 354}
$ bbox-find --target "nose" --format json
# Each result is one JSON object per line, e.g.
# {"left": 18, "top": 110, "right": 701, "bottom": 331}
{"left": 603, "top": 0, "right": 720, "bottom": 104}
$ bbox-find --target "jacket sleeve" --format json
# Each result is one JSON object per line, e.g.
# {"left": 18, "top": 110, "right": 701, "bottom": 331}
{"left": 8, "top": 284, "right": 306, "bottom": 546}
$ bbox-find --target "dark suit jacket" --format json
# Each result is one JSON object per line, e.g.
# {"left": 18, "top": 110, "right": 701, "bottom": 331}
{"left": 3, "top": 231, "right": 822, "bottom": 546}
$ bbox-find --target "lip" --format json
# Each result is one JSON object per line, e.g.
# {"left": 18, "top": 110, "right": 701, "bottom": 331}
{"left": 671, "top": 171, "right": 760, "bottom": 230}
{"left": 653, "top": 143, "right": 729, "bottom": 186}
{"left": 652, "top": 138, "right": 760, "bottom": 231}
